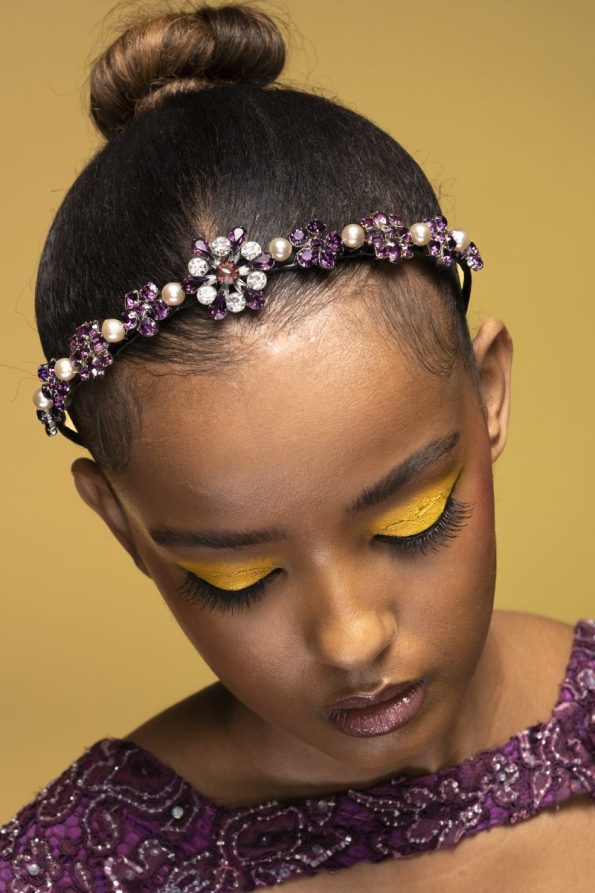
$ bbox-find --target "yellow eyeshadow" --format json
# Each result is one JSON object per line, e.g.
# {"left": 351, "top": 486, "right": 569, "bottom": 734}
{"left": 177, "top": 558, "right": 278, "bottom": 591}
{"left": 371, "top": 468, "right": 460, "bottom": 538}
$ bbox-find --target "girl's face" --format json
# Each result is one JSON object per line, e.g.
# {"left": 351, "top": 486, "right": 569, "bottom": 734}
{"left": 73, "top": 296, "right": 512, "bottom": 783}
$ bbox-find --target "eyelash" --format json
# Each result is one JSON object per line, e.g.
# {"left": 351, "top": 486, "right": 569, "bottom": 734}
{"left": 173, "top": 495, "right": 472, "bottom": 615}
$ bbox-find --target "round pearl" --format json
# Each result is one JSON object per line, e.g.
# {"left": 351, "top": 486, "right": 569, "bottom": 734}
{"left": 409, "top": 222, "right": 432, "bottom": 246}
{"left": 33, "top": 388, "right": 53, "bottom": 411}
{"left": 341, "top": 223, "right": 365, "bottom": 249}
{"left": 101, "top": 318, "right": 126, "bottom": 343}
{"left": 161, "top": 281, "right": 186, "bottom": 306}
{"left": 451, "top": 229, "right": 470, "bottom": 252}
{"left": 54, "top": 357, "right": 76, "bottom": 381}
{"left": 268, "top": 237, "right": 292, "bottom": 262}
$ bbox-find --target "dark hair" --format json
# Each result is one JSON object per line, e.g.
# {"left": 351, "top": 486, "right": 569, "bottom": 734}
{"left": 35, "top": 1, "right": 474, "bottom": 475}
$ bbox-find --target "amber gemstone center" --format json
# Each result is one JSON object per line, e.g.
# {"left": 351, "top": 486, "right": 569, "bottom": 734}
{"left": 216, "top": 260, "right": 240, "bottom": 284}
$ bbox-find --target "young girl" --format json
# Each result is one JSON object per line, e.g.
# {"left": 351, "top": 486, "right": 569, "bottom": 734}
{"left": 2, "top": 2, "right": 593, "bottom": 890}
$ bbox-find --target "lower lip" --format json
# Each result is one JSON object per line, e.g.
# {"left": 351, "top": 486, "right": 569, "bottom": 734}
{"left": 324, "top": 681, "right": 426, "bottom": 738}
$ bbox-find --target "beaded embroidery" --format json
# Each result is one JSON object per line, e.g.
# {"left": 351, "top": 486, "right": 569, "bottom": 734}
{"left": 1, "top": 618, "right": 593, "bottom": 892}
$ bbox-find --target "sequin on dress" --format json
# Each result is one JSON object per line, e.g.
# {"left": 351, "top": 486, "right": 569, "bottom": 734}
{"left": 1, "top": 618, "right": 594, "bottom": 892}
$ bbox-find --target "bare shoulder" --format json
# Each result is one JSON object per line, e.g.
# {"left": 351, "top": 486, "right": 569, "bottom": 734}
{"left": 491, "top": 608, "right": 576, "bottom": 684}
{"left": 485, "top": 609, "right": 578, "bottom": 738}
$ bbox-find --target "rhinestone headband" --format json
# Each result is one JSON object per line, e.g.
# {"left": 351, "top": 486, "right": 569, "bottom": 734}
{"left": 33, "top": 210, "right": 483, "bottom": 444}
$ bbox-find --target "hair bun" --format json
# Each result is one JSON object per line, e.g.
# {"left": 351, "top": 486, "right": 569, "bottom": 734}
{"left": 89, "top": 3, "right": 287, "bottom": 139}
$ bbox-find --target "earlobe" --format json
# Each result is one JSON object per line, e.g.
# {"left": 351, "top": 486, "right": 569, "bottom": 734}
{"left": 472, "top": 318, "right": 513, "bottom": 463}
{"left": 70, "top": 458, "right": 150, "bottom": 576}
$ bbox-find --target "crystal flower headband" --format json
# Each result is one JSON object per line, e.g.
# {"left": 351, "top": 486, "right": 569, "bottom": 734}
{"left": 33, "top": 210, "right": 483, "bottom": 444}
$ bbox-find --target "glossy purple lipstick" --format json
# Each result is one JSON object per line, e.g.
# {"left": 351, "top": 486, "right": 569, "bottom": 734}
{"left": 322, "top": 680, "right": 425, "bottom": 737}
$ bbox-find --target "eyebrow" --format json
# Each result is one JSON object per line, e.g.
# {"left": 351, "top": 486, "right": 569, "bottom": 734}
{"left": 148, "top": 430, "right": 460, "bottom": 550}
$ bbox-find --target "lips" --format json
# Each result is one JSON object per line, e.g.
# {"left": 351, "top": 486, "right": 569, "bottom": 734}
{"left": 322, "top": 680, "right": 426, "bottom": 738}
{"left": 323, "top": 680, "right": 420, "bottom": 713}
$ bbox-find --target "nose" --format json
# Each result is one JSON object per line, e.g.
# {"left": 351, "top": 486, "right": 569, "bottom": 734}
{"left": 302, "top": 563, "right": 398, "bottom": 672}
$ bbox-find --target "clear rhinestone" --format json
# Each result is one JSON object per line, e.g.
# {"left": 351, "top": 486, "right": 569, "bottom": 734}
{"left": 246, "top": 270, "right": 267, "bottom": 291}
{"left": 26, "top": 863, "right": 41, "bottom": 876}
{"left": 278, "top": 867, "right": 290, "bottom": 879}
{"left": 311, "top": 843, "right": 324, "bottom": 855}
{"left": 317, "top": 799, "right": 329, "bottom": 809}
{"left": 225, "top": 292, "right": 246, "bottom": 313}
{"left": 188, "top": 257, "right": 209, "bottom": 276}
{"left": 240, "top": 241, "right": 262, "bottom": 260}
{"left": 171, "top": 805, "right": 184, "bottom": 819}
{"left": 210, "top": 236, "right": 231, "bottom": 257}
{"left": 196, "top": 285, "right": 217, "bottom": 305}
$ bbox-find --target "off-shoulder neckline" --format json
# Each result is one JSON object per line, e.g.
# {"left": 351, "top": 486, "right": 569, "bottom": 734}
{"left": 95, "top": 617, "right": 595, "bottom": 817}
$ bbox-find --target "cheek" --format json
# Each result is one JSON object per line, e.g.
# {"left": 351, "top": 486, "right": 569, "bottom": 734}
{"left": 410, "top": 451, "right": 496, "bottom": 688}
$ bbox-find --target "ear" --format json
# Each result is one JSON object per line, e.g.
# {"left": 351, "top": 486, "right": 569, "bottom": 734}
{"left": 472, "top": 318, "right": 513, "bottom": 463}
{"left": 70, "top": 458, "right": 150, "bottom": 576}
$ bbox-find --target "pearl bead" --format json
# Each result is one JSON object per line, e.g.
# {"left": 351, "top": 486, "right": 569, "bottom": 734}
{"left": 451, "top": 229, "right": 470, "bottom": 252}
{"left": 101, "top": 318, "right": 126, "bottom": 343}
{"left": 409, "top": 222, "right": 432, "bottom": 246}
{"left": 268, "top": 237, "right": 292, "bottom": 262}
{"left": 33, "top": 388, "right": 53, "bottom": 411}
{"left": 54, "top": 357, "right": 76, "bottom": 381}
{"left": 161, "top": 282, "right": 186, "bottom": 306}
{"left": 341, "top": 223, "right": 365, "bottom": 249}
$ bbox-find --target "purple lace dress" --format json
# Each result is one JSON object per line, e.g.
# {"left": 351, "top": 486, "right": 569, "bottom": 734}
{"left": 1, "top": 618, "right": 594, "bottom": 892}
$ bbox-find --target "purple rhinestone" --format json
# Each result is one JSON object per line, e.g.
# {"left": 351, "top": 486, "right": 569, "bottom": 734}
{"left": 125, "top": 291, "right": 139, "bottom": 310}
{"left": 192, "top": 238, "right": 212, "bottom": 258}
{"left": 245, "top": 290, "right": 266, "bottom": 310}
{"left": 228, "top": 227, "right": 247, "bottom": 247}
{"left": 426, "top": 220, "right": 437, "bottom": 235}
{"left": 181, "top": 275, "right": 204, "bottom": 294}
{"left": 325, "top": 231, "right": 342, "bottom": 251}
{"left": 141, "top": 282, "right": 158, "bottom": 300}
{"left": 388, "top": 214, "right": 404, "bottom": 227}
{"left": 318, "top": 249, "right": 337, "bottom": 269}
{"left": 372, "top": 211, "right": 388, "bottom": 226}
{"left": 309, "top": 237, "right": 324, "bottom": 251}
{"left": 434, "top": 215, "right": 448, "bottom": 230}
{"left": 37, "top": 364, "right": 50, "bottom": 382}
{"left": 53, "top": 396, "right": 64, "bottom": 409}
{"left": 296, "top": 246, "right": 315, "bottom": 267}
{"left": 289, "top": 227, "right": 307, "bottom": 246}
{"left": 99, "top": 352, "right": 113, "bottom": 368}
{"left": 306, "top": 219, "right": 326, "bottom": 234}
{"left": 152, "top": 299, "right": 170, "bottom": 320}
{"left": 387, "top": 245, "right": 402, "bottom": 263}
{"left": 360, "top": 216, "right": 375, "bottom": 229}
{"left": 250, "top": 253, "right": 275, "bottom": 271}
{"left": 139, "top": 317, "right": 158, "bottom": 336}
{"left": 209, "top": 292, "right": 228, "bottom": 320}
{"left": 122, "top": 311, "right": 138, "bottom": 330}
{"left": 428, "top": 240, "right": 441, "bottom": 256}
{"left": 373, "top": 244, "right": 388, "bottom": 259}
{"left": 75, "top": 325, "right": 88, "bottom": 338}
{"left": 56, "top": 381, "right": 70, "bottom": 395}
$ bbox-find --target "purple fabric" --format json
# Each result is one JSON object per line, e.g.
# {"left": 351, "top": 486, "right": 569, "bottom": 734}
{"left": 1, "top": 618, "right": 594, "bottom": 892}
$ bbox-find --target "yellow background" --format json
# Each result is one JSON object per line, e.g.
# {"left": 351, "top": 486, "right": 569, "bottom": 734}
{"left": 1, "top": 0, "right": 593, "bottom": 821}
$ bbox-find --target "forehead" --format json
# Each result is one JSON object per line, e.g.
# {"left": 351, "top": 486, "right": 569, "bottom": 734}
{"left": 118, "top": 306, "right": 467, "bottom": 523}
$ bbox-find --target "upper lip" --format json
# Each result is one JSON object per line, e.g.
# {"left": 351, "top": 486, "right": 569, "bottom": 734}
{"left": 322, "top": 679, "right": 420, "bottom": 713}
